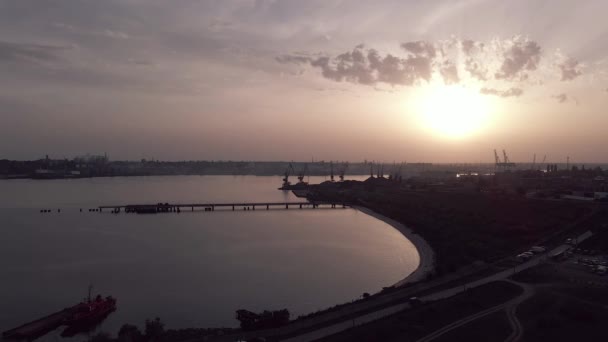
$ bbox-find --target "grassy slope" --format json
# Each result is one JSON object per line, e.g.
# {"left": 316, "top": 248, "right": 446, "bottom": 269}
{"left": 318, "top": 281, "right": 522, "bottom": 342}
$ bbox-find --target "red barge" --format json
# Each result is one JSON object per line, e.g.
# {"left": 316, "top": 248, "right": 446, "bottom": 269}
{"left": 2, "top": 286, "right": 116, "bottom": 340}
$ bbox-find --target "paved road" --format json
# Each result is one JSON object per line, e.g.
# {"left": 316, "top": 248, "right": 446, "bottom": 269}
{"left": 280, "top": 230, "right": 593, "bottom": 342}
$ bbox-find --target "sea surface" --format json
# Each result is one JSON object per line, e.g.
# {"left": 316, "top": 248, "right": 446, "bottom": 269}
{"left": 0, "top": 175, "right": 419, "bottom": 340}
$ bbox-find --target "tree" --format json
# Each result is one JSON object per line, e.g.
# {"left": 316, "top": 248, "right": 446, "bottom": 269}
{"left": 87, "top": 332, "right": 113, "bottom": 342}
{"left": 118, "top": 324, "right": 143, "bottom": 342}
{"left": 144, "top": 317, "right": 165, "bottom": 340}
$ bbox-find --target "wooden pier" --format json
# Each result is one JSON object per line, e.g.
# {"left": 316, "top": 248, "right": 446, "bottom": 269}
{"left": 98, "top": 202, "right": 348, "bottom": 213}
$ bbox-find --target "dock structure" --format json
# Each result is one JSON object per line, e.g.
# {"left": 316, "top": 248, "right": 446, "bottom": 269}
{"left": 2, "top": 308, "right": 73, "bottom": 340}
{"left": 98, "top": 202, "right": 348, "bottom": 214}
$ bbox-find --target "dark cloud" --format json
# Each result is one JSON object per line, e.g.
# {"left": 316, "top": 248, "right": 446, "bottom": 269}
{"left": 279, "top": 44, "right": 436, "bottom": 86}
{"left": 401, "top": 41, "right": 436, "bottom": 58}
{"left": 275, "top": 55, "right": 312, "bottom": 65}
{"left": 480, "top": 87, "right": 523, "bottom": 97}
{"left": 552, "top": 93, "right": 568, "bottom": 103}
{"left": 279, "top": 38, "right": 583, "bottom": 93}
{"left": 370, "top": 50, "right": 430, "bottom": 85}
{"left": 464, "top": 58, "right": 487, "bottom": 80}
{"left": 439, "top": 61, "right": 459, "bottom": 84}
{"left": 310, "top": 47, "right": 376, "bottom": 85}
{"left": 551, "top": 93, "right": 579, "bottom": 105}
{"left": 53, "top": 22, "right": 129, "bottom": 40}
{"left": 495, "top": 40, "right": 541, "bottom": 80}
{"left": 460, "top": 39, "right": 485, "bottom": 55}
{"left": 558, "top": 58, "right": 582, "bottom": 81}
{"left": 126, "top": 59, "right": 155, "bottom": 66}
{"left": 0, "top": 40, "right": 71, "bottom": 64}
{"left": 461, "top": 40, "right": 475, "bottom": 55}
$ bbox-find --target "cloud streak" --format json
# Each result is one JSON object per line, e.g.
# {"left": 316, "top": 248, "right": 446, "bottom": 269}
{"left": 0, "top": 40, "right": 71, "bottom": 64}
{"left": 480, "top": 87, "right": 523, "bottom": 97}
{"left": 558, "top": 58, "right": 582, "bottom": 81}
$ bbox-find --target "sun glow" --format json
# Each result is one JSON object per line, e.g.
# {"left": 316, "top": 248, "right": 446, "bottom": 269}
{"left": 417, "top": 85, "right": 492, "bottom": 139}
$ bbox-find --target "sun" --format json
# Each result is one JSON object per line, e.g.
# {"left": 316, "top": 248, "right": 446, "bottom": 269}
{"left": 416, "top": 85, "right": 492, "bottom": 139}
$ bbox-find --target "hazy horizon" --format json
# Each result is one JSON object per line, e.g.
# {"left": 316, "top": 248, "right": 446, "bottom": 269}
{"left": 1, "top": 0, "right": 607, "bottom": 163}
{"left": 5, "top": 156, "right": 608, "bottom": 166}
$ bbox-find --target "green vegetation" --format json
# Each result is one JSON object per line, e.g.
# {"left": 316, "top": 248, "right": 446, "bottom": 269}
{"left": 318, "top": 281, "right": 521, "bottom": 342}
{"left": 433, "top": 311, "right": 511, "bottom": 342}
{"left": 518, "top": 288, "right": 608, "bottom": 342}
{"left": 236, "top": 309, "right": 290, "bottom": 330}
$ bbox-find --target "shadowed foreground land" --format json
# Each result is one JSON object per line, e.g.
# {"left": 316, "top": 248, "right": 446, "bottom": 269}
{"left": 309, "top": 180, "right": 595, "bottom": 275}
{"left": 317, "top": 281, "right": 521, "bottom": 342}
{"left": 512, "top": 253, "right": 608, "bottom": 341}
{"left": 319, "top": 232, "right": 608, "bottom": 342}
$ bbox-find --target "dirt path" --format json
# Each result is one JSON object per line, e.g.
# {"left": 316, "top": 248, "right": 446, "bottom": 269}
{"left": 413, "top": 280, "right": 534, "bottom": 342}
{"left": 504, "top": 281, "right": 535, "bottom": 342}
{"left": 414, "top": 303, "right": 506, "bottom": 342}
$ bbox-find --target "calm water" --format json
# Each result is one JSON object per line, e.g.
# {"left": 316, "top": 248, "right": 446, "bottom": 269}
{"left": 0, "top": 176, "right": 418, "bottom": 339}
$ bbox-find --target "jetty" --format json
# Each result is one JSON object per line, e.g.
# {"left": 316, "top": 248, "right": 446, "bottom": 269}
{"left": 98, "top": 201, "right": 349, "bottom": 213}
{"left": 2, "top": 308, "right": 73, "bottom": 340}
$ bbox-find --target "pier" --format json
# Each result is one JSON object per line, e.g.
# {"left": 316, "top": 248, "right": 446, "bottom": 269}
{"left": 98, "top": 202, "right": 348, "bottom": 214}
{"left": 2, "top": 308, "right": 73, "bottom": 340}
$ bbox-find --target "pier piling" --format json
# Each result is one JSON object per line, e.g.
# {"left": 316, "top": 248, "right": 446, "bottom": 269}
{"left": 98, "top": 202, "right": 349, "bottom": 213}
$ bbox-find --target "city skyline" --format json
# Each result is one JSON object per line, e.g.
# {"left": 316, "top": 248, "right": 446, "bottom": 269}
{"left": 1, "top": 0, "right": 607, "bottom": 162}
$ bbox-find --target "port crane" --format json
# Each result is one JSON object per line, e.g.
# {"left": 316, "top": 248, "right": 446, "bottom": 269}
{"left": 297, "top": 164, "right": 308, "bottom": 184}
{"left": 391, "top": 162, "right": 404, "bottom": 181}
{"left": 540, "top": 155, "right": 546, "bottom": 171}
{"left": 338, "top": 162, "right": 349, "bottom": 181}
{"left": 494, "top": 149, "right": 516, "bottom": 171}
{"left": 376, "top": 163, "right": 384, "bottom": 178}
{"left": 282, "top": 163, "right": 295, "bottom": 187}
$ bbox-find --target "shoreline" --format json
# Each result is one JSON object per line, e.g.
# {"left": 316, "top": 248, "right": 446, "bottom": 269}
{"left": 353, "top": 205, "right": 435, "bottom": 286}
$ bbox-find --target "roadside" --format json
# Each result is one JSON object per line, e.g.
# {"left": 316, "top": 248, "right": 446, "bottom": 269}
{"left": 316, "top": 281, "right": 522, "bottom": 342}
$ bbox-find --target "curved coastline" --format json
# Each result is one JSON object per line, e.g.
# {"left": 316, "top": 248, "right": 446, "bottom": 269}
{"left": 353, "top": 205, "right": 435, "bottom": 286}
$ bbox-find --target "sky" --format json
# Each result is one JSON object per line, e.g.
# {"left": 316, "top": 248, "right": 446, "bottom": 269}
{"left": 1, "top": 0, "right": 607, "bottom": 163}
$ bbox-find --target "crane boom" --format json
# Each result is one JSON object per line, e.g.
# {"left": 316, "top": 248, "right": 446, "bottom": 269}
{"left": 297, "top": 164, "right": 308, "bottom": 183}
{"left": 494, "top": 148, "right": 516, "bottom": 170}
{"left": 338, "top": 162, "right": 348, "bottom": 181}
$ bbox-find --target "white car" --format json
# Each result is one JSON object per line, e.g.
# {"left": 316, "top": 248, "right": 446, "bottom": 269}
{"left": 517, "top": 253, "right": 533, "bottom": 261}
{"left": 530, "top": 246, "right": 546, "bottom": 253}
